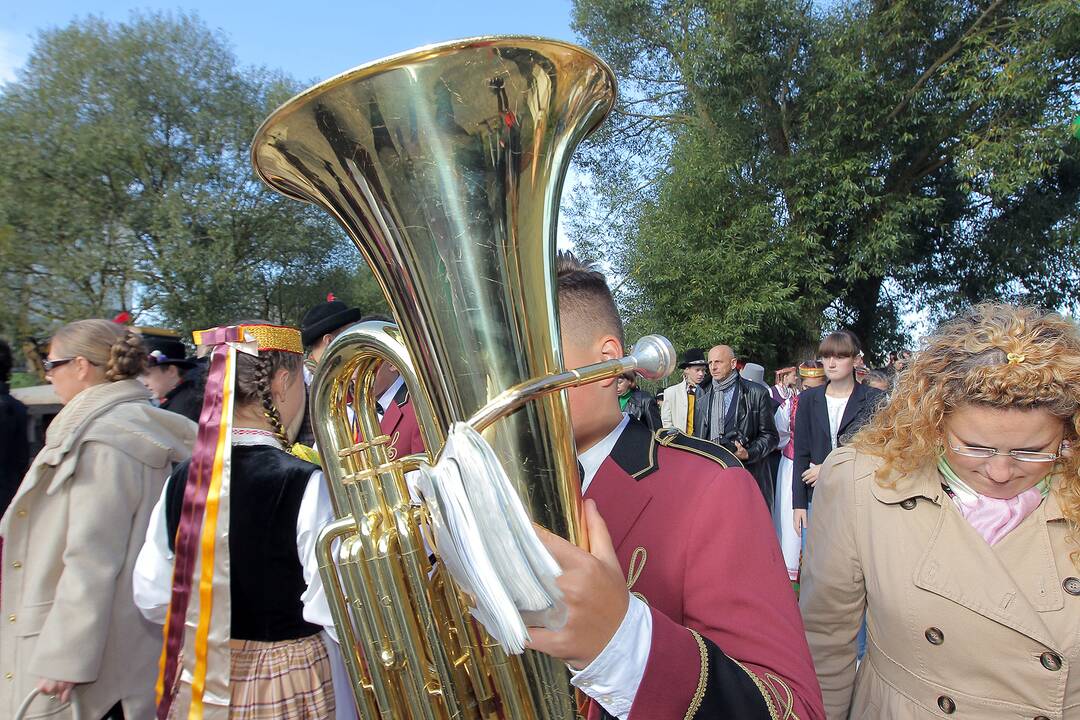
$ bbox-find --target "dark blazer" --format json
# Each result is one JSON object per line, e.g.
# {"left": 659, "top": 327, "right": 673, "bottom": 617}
{"left": 792, "top": 381, "right": 884, "bottom": 510}
{"left": 693, "top": 376, "right": 779, "bottom": 510}
{"left": 0, "top": 382, "right": 29, "bottom": 517}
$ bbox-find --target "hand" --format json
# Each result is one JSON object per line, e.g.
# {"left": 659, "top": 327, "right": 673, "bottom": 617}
{"left": 36, "top": 679, "right": 76, "bottom": 704}
{"left": 793, "top": 509, "right": 808, "bottom": 536}
{"left": 733, "top": 441, "right": 750, "bottom": 461}
{"left": 526, "top": 499, "right": 630, "bottom": 670}
{"left": 801, "top": 463, "right": 820, "bottom": 486}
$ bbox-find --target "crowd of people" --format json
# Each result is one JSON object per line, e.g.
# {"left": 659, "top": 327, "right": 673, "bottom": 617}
{"left": 0, "top": 255, "right": 1078, "bottom": 720}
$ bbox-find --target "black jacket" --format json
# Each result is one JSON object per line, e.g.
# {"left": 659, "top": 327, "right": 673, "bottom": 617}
{"left": 0, "top": 382, "right": 29, "bottom": 517}
{"left": 693, "top": 376, "right": 779, "bottom": 509}
{"left": 160, "top": 378, "right": 204, "bottom": 424}
{"left": 623, "top": 388, "right": 662, "bottom": 433}
{"left": 792, "top": 381, "right": 884, "bottom": 509}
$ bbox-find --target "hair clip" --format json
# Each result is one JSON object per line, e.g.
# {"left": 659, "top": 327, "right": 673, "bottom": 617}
{"left": 1007, "top": 352, "right": 1026, "bottom": 365}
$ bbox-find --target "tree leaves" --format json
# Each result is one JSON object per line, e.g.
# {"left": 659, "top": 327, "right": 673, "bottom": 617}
{"left": 569, "top": 0, "right": 1080, "bottom": 365}
{"left": 0, "top": 11, "right": 384, "bottom": 344}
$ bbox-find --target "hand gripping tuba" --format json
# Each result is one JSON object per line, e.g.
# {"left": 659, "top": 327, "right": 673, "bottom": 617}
{"left": 252, "top": 37, "right": 673, "bottom": 719}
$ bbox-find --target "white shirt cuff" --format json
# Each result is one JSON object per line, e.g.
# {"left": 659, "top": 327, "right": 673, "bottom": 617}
{"left": 569, "top": 594, "right": 652, "bottom": 720}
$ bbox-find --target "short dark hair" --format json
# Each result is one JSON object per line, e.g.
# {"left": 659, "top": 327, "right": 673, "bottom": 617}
{"left": 0, "top": 340, "right": 12, "bottom": 383}
{"left": 555, "top": 251, "right": 624, "bottom": 348}
{"left": 819, "top": 330, "right": 862, "bottom": 359}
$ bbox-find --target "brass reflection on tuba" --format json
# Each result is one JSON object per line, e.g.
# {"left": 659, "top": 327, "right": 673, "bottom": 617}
{"left": 251, "top": 37, "right": 673, "bottom": 719}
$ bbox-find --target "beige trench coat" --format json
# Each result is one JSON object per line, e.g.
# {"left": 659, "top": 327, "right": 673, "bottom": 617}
{"left": 801, "top": 446, "right": 1080, "bottom": 720}
{"left": 0, "top": 380, "right": 195, "bottom": 719}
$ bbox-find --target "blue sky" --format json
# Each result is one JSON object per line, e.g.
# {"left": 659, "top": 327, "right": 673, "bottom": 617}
{"left": 0, "top": 1, "right": 585, "bottom": 248}
{"left": 1, "top": 1, "right": 577, "bottom": 83}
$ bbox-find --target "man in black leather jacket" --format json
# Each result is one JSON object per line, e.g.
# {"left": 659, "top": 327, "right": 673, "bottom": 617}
{"left": 692, "top": 345, "right": 779, "bottom": 510}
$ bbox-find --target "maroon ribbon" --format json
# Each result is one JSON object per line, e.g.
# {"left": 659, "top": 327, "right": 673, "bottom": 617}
{"left": 156, "top": 337, "right": 234, "bottom": 719}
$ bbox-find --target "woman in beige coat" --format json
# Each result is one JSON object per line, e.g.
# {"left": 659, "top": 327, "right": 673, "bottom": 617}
{"left": 0, "top": 320, "right": 195, "bottom": 719}
{"left": 801, "top": 303, "right": 1080, "bottom": 720}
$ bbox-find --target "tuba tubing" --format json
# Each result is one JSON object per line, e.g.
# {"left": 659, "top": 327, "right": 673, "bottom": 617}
{"left": 251, "top": 36, "right": 676, "bottom": 719}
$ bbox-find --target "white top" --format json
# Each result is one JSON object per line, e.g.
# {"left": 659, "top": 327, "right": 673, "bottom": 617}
{"left": 774, "top": 397, "right": 794, "bottom": 452}
{"left": 570, "top": 413, "right": 651, "bottom": 719}
{"left": 131, "top": 432, "right": 335, "bottom": 632}
{"left": 825, "top": 394, "right": 849, "bottom": 449}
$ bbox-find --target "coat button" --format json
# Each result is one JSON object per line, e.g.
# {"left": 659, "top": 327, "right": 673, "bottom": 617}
{"left": 1064, "top": 577, "right": 1080, "bottom": 596}
{"left": 1040, "top": 652, "right": 1062, "bottom": 671}
{"left": 15, "top": 510, "right": 25, "bottom": 518}
{"left": 6, "top": 614, "right": 13, "bottom": 623}
{"left": 10, "top": 561, "right": 20, "bottom": 569}
{"left": 900, "top": 498, "right": 917, "bottom": 510}
{"left": 937, "top": 695, "right": 956, "bottom": 714}
{"left": 925, "top": 627, "right": 944, "bottom": 645}
{"left": 3, "top": 672, "right": 11, "bottom": 680}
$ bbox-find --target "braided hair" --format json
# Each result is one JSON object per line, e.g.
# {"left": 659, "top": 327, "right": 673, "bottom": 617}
{"left": 231, "top": 321, "right": 304, "bottom": 451}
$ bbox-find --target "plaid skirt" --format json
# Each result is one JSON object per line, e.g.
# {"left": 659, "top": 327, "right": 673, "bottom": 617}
{"left": 168, "top": 634, "right": 335, "bottom": 720}
{"left": 228, "top": 635, "right": 335, "bottom": 719}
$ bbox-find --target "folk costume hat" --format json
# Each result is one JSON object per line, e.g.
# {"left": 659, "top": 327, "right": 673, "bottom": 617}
{"left": 677, "top": 348, "right": 708, "bottom": 368}
{"left": 799, "top": 362, "right": 825, "bottom": 379}
{"left": 142, "top": 335, "right": 197, "bottom": 371}
{"left": 300, "top": 293, "right": 362, "bottom": 348}
{"left": 156, "top": 323, "right": 303, "bottom": 720}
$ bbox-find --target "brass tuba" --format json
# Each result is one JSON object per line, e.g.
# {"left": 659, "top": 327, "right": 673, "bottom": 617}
{"left": 251, "top": 37, "right": 673, "bottom": 719}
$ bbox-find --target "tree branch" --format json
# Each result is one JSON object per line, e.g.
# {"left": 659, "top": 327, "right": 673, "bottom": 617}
{"left": 884, "top": 0, "right": 1008, "bottom": 124}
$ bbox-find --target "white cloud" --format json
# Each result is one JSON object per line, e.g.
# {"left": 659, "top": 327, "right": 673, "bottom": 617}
{"left": 0, "top": 29, "right": 32, "bottom": 84}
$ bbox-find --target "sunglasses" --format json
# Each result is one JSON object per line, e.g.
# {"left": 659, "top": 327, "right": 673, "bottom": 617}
{"left": 43, "top": 357, "right": 97, "bottom": 373}
{"left": 42, "top": 357, "right": 75, "bottom": 373}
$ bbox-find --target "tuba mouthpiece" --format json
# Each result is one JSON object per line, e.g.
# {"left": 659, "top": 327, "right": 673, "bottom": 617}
{"left": 629, "top": 335, "right": 677, "bottom": 379}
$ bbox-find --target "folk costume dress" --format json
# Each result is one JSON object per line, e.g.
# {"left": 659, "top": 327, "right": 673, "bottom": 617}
{"left": 132, "top": 324, "right": 334, "bottom": 720}
{"left": 773, "top": 392, "right": 801, "bottom": 582}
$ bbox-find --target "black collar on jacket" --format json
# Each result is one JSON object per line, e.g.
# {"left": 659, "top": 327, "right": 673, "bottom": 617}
{"left": 608, "top": 417, "right": 660, "bottom": 480}
{"left": 393, "top": 380, "right": 409, "bottom": 407}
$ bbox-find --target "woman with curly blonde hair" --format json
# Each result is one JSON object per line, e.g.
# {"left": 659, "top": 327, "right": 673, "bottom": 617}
{"left": 800, "top": 303, "right": 1080, "bottom": 720}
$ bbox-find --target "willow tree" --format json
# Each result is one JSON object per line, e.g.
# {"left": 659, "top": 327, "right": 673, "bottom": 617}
{"left": 569, "top": 0, "right": 1080, "bottom": 365}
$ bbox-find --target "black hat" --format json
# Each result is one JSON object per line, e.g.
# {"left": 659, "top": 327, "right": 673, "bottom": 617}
{"left": 300, "top": 295, "right": 363, "bottom": 348}
{"left": 677, "top": 348, "right": 708, "bottom": 369}
{"left": 142, "top": 335, "right": 196, "bottom": 371}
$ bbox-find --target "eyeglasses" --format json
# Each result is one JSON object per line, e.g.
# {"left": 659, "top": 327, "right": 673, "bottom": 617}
{"left": 949, "top": 443, "right": 1062, "bottom": 463}
{"left": 42, "top": 357, "right": 76, "bottom": 373}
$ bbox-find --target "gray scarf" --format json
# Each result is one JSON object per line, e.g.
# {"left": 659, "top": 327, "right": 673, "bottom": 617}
{"left": 709, "top": 372, "right": 738, "bottom": 441}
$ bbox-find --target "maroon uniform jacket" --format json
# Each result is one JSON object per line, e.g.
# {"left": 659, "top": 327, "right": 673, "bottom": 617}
{"left": 379, "top": 381, "right": 425, "bottom": 457}
{"left": 585, "top": 419, "right": 825, "bottom": 719}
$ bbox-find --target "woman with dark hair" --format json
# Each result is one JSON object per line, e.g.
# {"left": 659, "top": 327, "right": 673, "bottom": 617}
{"left": 0, "top": 340, "right": 28, "bottom": 517}
{"left": 0, "top": 320, "right": 195, "bottom": 719}
{"left": 792, "top": 330, "right": 883, "bottom": 536}
{"left": 801, "top": 304, "right": 1080, "bottom": 718}
{"left": 134, "top": 323, "right": 335, "bottom": 719}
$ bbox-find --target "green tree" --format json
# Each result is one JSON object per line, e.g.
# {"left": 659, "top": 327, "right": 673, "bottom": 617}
{"left": 569, "top": 0, "right": 1080, "bottom": 366}
{"left": 0, "top": 11, "right": 383, "bottom": 345}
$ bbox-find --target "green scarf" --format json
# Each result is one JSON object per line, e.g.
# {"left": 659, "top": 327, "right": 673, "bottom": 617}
{"left": 936, "top": 455, "right": 1051, "bottom": 503}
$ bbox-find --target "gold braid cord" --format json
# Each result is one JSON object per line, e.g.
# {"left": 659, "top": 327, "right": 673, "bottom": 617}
{"left": 730, "top": 657, "right": 801, "bottom": 720}
{"left": 684, "top": 630, "right": 709, "bottom": 720}
{"left": 685, "top": 630, "right": 799, "bottom": 720}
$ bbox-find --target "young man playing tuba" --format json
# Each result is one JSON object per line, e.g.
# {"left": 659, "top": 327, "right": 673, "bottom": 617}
{"left": 526, "top": 253, "right": 825, "bottom": 720}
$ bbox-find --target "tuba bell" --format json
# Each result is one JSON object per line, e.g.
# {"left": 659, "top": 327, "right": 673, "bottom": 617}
{"left": 251, "top": 37, "right": 673, "bottom": 719}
